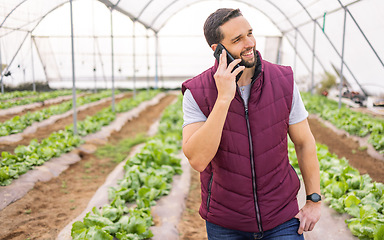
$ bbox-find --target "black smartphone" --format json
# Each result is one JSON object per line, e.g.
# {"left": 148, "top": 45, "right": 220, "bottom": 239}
{"left": 213, "top": 43, "right": 243, "bottom": 82}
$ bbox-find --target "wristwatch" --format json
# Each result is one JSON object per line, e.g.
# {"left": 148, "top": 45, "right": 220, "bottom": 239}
{"left": 306, "top": 193, "right": 321, "bottom": 202}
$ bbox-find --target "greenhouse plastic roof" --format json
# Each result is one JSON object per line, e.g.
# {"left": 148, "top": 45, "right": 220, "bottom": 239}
{"left": 1, "top": 0, "right": 384, "bottom": 95}
{"left": 0, "top": 0, "right": 373, "bottom": 34}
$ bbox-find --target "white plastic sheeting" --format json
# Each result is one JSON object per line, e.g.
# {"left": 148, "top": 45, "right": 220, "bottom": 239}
{"left": 1, "top": 0, "right": 383, "bottom": 95}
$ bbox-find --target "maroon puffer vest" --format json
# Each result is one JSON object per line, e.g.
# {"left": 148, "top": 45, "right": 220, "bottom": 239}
{"left": 181, "top": 53, "right": 300, "bottom": 233}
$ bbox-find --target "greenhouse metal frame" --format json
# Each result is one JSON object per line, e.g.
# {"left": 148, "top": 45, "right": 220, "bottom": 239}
{"left": 1, "top": 0, "right": 383, "bottom": 99}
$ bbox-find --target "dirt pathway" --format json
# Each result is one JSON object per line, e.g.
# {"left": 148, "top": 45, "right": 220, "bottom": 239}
{"left": 0, "top": 94, "right": 176, "bottom": 240}
{"left": 0, "top": 93, "right": 132, "bottom": 154}
{"left": 0, "top": 94, "right": 92, "bottom": 123}
{"left": 308, "top": 117, "right": 384, "bottom": 183}
{"left": 177, "top": 117, "right": 384, "bottom": 239}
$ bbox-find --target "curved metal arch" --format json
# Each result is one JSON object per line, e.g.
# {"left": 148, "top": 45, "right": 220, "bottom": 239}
{"left": 0, "top": 0, "right": 158, "bottom": 35}
{"left": 149, "top": 0, "right": 179, "bottom": 29}
{"left": 151, "top": 0, "right": 326, "bottom": 72}
{"left": 136, "top": 0, "right": 156, "bottom": 20}
{"left": 154, "top": 0, "right": 311, "bottom": 73}
{"left": 97, "top": 0, "right": 153, "bottom": 29}
{"left": 0, "top": 0, "right": 29, "bottom": 28}
{"left": 30, "top": 2, "right": 71, "bottom": 32}
{"left": 153, "top": 0, "right": 313, "bottom": 74}
{"left": 156, "top": 0, "right": 281, "bottom": 33}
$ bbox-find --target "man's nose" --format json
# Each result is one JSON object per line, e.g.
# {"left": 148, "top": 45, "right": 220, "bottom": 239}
{"left": 245, "top": 37, "right": 255, "bottom": 48}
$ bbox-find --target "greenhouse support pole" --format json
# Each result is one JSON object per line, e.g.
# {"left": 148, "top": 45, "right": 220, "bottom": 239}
{"left": 132, "top": 21, "right": 137, "bottom": 97}
{"left": 154, "top": 32, "right": 159, "bottom": 89}
{"left": 336, "top": 0, "right": 384, "bottom": 69}
{"left": 70, "top": 0, "right": 77, "bottom": 135}
{"left": 0, "top": 41, "right": 3, "bottom": 94}
{"left": 311, "top": 20, "right": 316, "bottom": 95}
{"left": 146, "top": 30, "right": 150, "bottom": 93}
{"left": 92, "top": 1, "right": 97, "bottom": 93}
{"left": 296, "top": 0, "right": 368, "bottom": 97}
{"left": 110, "top": 8, "right": 115, "bottom": 112}
{"left": 31, "top": 34, "right": 36, "bottom": 92}
{"left": 339, "top": 8, "right": 347, "bottom": 109}
{"left": 276, "top": 36, "right": 283, "bottom": 64}
{"left": 293, "top": 29, "right": 298, "bottom": 81}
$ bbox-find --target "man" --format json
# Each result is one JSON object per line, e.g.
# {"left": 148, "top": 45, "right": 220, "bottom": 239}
{"left": 181, "top": 8, "right": 321, "bottom": 240}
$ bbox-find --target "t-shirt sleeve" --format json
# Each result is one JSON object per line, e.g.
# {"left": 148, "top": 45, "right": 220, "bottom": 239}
{"left": 289, "top": 82, "right": 309, "bottom": 125}
{"left": 182, "top": 89, "right": 207, "bottom": 128}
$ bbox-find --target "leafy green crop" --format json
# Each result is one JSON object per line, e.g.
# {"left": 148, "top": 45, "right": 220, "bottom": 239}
{"left": 0, "top": 90, "right": 160, "bottom": 186}
{"left": 0, "top": 90, "right": 74, "bottom": 109}
{"left": 289, "top": 141, "right": 384, "bottom": 240}
{"left": 71, "top": 94, "right": 184, "bottom": 240}
{"left": 0, "top": 90, "right": 119, "bottom": 137}
{"left": 0, "top": 90, "right": 39, "bottom": 101}
{"left": 301, "top": 93, "right": 384, "bottom": 154}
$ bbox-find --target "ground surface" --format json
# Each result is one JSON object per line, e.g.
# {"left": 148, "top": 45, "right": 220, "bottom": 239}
{"left": 177, "top": 116, "right": 384, "bottom": 239}
{"left": 0, "top": 95, "right": 383, "bottom": 239}
{"left": 0, "top": 93, "right": 132, "bottom": 154}
{"left": 0, "top": 94, "right": 176, "bottom": 240}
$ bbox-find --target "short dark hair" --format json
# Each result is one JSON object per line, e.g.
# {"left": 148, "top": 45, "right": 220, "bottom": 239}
{"left": 203, "top": 8, "right": 243, "bottom": 47}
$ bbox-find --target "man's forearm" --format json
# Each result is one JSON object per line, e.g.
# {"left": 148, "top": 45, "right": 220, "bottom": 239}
{"left": 183, "top": 98, "right": 231, "bottom": 172}
{"left": 295, "top": 141, "right": 320, "bottom": 195}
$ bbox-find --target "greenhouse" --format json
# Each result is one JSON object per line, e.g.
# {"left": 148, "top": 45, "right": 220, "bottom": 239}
{"left": 0, "top": 0, "right": 383, "bottom": 239}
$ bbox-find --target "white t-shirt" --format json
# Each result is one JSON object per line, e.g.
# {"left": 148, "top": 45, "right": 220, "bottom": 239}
{"left": 182, "top": 81, "right": 308, "bottom": 127}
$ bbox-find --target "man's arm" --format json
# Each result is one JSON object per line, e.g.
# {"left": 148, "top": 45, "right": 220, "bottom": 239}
{"left": 288, "top": 119, "right": 321, "bottom": 234}
{"left": 182, "top": 50, "right": 244, "bottom": 172}
{"left": 182, "top": 98, "right": 231, "bottom": 172}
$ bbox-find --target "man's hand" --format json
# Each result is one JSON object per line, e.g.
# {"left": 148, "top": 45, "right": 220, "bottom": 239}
{"left": 214, "top": 49, "right": 245, "bottom": 102}
{"left": 295, "top": 201, "right": 321, "bottom": 234}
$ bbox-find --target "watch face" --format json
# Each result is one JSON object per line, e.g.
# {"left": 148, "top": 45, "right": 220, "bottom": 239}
{"left": 313, "top": 193, "right": 321, "bottom": 202}
{"left": 307, "top": 193, "right": 321, "bottom": 202}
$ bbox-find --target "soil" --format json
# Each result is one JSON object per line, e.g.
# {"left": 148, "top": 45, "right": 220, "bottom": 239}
{"left": 176, "top": 116, "right": 384, "bottom": 240}
{"left": 0, "top": 93, "right": 92, "bottom": 123}
{"left": 0, "top": 93, "right": 132, "bottom": 154}
{"left": 308, "top": 118, "right": 384, "bottom": 183}
{"left": 0, "top": 94, "right": 176, "bottom": 240}
{"left": 1, "top": 94, "right": 383, "bottom": 240}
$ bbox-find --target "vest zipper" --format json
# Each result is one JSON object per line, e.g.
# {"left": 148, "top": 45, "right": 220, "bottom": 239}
{"left": 206, "top": 172, "right": 214, "bottom": 212}
{"left": 244, "top": 104, "right": 263, "bottom": 235}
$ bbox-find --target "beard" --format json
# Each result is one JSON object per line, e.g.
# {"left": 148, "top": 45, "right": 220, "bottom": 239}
{"left": 238, "top": 48, "right": 257, "bottom": 68}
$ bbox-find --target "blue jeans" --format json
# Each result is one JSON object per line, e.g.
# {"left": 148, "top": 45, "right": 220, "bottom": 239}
{"left": 206, "top": 218, "right": 304, "bottom": 240}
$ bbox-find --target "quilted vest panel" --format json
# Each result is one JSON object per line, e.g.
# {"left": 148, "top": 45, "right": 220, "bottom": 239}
{"left": 182, "top": 55, "right": 300, "bottom": 232}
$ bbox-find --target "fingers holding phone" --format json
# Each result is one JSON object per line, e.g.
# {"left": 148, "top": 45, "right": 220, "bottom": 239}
{"left": 227, "top": 56, "right": 245, "bottom": 77}
{"left": 214, "top": 43, "right": 244, "bottom": 81}
{"left": 214, "top": 50, "right": 244, "bottom": 102}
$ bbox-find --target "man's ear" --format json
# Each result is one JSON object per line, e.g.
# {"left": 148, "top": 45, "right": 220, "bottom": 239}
{"left": 211, "top": 44, "right": 218, "bottom": 51}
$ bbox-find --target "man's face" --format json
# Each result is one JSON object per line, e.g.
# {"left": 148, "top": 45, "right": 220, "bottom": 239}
{"left": 219, "top": 16, "right": 257, "bottom": 68}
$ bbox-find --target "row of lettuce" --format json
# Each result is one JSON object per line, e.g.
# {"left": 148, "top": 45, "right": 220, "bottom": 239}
{"left": 0, "top": 90, "right": 122, "bottom": 137}
{"left": 71, "top": 95, "right": 183, "bottom": 240}
{"left": 289, "top": 141, "right": 384, "bottom": 240}
{"left": 0, "top": 90, "right": 41, "bottom": 101}
{"left": 0, "top": 90, "right": 160, "bottom": 186}
{"left": 293, "top": 93, "right": 384, "bottom": 239}
{"left": 0, "top": 90, "right": 74, "bottom": 109}
{"left": 301, "top": 93, "right": 384, "bottom": 154}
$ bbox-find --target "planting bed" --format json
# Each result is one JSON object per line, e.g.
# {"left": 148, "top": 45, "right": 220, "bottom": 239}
{"left": 0, "top": 90, "right": 383, "bottom": 240}
{"left": 177, "top": 115, "right": 384, "bottom": 240}
{"left": 0, "top": 92, "right": 176, "bottom": 240}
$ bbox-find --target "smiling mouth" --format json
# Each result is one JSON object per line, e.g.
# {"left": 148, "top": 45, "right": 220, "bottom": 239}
{"left": 241, "top": 48, "right": 254, "bottom": 58}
